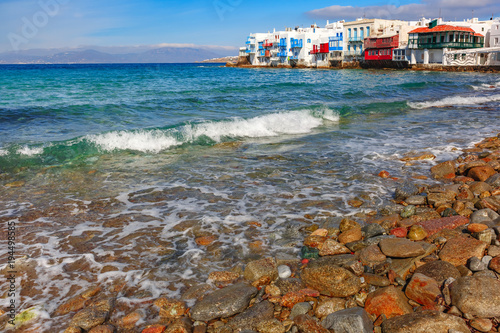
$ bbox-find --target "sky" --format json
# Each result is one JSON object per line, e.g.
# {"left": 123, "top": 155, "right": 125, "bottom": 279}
{"left": 0, "top": 0, "right": 499, "bottom": 53}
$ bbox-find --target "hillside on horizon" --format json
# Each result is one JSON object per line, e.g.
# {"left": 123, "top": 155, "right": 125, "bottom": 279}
{"left": 0, "top": 46, "right": 236, "bottom": 64}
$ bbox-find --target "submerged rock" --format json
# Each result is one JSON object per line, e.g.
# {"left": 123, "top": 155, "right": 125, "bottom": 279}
{"left": 301, "top": 257, "right": 361, "bottom": 297}
{"left": 190, "top": 283, "right": 258, "bottom": 322}
{"left": 381, "top": 310, "right": 469, "bottom": 333}
{"left": 321, "top": 307, "right": 373, "bottom": 333}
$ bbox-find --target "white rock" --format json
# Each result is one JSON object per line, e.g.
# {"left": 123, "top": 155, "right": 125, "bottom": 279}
{"left": 278, "top": 265, "right": 292, "bottom": 279}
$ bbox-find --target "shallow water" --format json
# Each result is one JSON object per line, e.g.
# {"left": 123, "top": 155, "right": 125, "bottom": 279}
{"left": 0, "top": 64, "right": 499, "bottom": 331}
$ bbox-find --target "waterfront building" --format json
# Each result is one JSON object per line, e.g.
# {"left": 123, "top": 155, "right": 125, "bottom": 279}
{"left": 243, "top": 21, "right": 344, "bottom": 67}
{"left": 408, "top": 18, "right": 485, "bottom": 65}
{"left": 343, "top": 19, "right": 412, "bottom": 62}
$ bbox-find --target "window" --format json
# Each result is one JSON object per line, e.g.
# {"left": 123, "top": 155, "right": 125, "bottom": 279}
{"left": 307, "top": 39, "right": 311, "bottom": 43}
{"left": 348, "top": 28, "right": 351, "bottom": 38}
{"left": 495, "top": 37, "right": 499, "bottom": 45}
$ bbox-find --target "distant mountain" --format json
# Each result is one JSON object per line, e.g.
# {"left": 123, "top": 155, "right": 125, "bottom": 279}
{"left": 0, "top": 46, "right": 233, "bottom": 64}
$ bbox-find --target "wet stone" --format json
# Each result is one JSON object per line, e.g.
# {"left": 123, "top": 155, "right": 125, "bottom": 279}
{"left": 255, "top": 319, "right": 285, "bottom": 333}
{"left": 227, "top": 301, "right": 274, "bottom": 331}
{"left": 338, "top": 227, "right": 362, "bottom": 244}
{"left": 486, "top": 173, "right": 500, "bottom": 187}
{"left": 450, "top": 276, "right": 500, "bottom": 318}
{"left": 405, "top": 195, "right": 426, "bottom": 206}
{"left": 417, "top": 216, "right": 469, "bottom": 237}
{"left": 405, "top": 273, "right": 442, "bottom": 307}
{"left": 362, "top": 224, "right": 386, "bottom": 239}
{"left": 294, "top": 314, "right": 329, "bottom": 333}
{"left": 468, "top": 166, "right": 496, "bottom": 182}
{"left": 414, "top": 260, "right": 461, "bottom": 285}
{"left": 190, "top": 282, "right": 258, "bottom": 322}
{"left": 364, "top": 286, "right": 413, "bottom": 319}
{"left": 439, "top": 235, "right": 488, "bottom": 267}
{"left": 244, "top": 257, "right": 278, "bottom": 282}
{"left": 289, "top": 302, "right": 312, "bottom": 320}
{"left": 339, "top": 218, "right": 361, "bottom": 232}
{"left": 430, "top": 161, "right": 456, "bottom": 179}
{"left": 489, "top": 256, "right": 500, "bottom": 273}
{"left": 400, "top": 205, "right": 416, "bottom": 218}
{"left": 378, "top": 238, "right": 425, "bottom": 258}
{"left": 318, "top": 239, "right": 351, "bottom": 256}
{"left": 441, "top": 208, "right": 458, "bottom": 217}
{"left": 314, "top": 298, "right": 346, "bottom": 319}
{"left": 301, "top": 257, "right": 361, "bottom": 297}
{"left": 407, "top": 225, "right": 427, "bottom": 241}
{"left": 275, "top": 278, "right": 305, "bottom": 295}
{"left": 69, "top": 298, "right": 114, "bottom": 331}
{"left": 362, "top": 273, "right": 390, "bottom": 287}
{"left": 470, "top": 208, "right": 499, "bottom": 224}
{"left": 321, "top": 307, "right": 373, "bottom": 333}
{"left": 381, "top": 310, "right": 469, "bottom": 333}
{"left": 395, "top": 181, "right": 419, "bottom": 201}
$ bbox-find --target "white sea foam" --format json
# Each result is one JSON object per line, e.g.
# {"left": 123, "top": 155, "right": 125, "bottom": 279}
{"left": 86, "top": 129, "right": 181, "bottom": 153}
{"left": 472, "top": 81, "right": 500, "bottom": 91}
{"left": 0, "top": 149, "right": 7, "bottom": 156}
{"left": 16, "top": 146, "right": 44, "bottom": 156}
{"left": 409, "top": 94, "right": 500, "bottom": 109}
{"left": 86, "top": 109, "right": 339, "bottom": 153}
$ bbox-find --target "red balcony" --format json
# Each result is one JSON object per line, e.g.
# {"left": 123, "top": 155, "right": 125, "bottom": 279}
{"left": 263, "top": 41, "right": 273, "bottom": 48}
{"left": 364, "top": 35, "right": 399, "bottom": 49}
{"left": 311, "top": 43, "right": 329, "bottom": 54}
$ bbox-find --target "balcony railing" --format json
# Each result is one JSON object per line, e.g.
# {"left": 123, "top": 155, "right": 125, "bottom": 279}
{"left": 278, "top": 41, "right": 287, "bottom": 48}
{"left": 277, "top": 51, "right": 288, "bottom": 57}
{"left": 329, "top": 36, "right": 343, "bottom": 42}
{"left": 344, "top": 50, "right": 362, "bottom": 56}
{"left": 263, "top": 42, "right": 273, "bottom": 48}
{"left": 291, "top": 40, "right": 303, "bottom": 48}
{"left": 348, "top": 37, "right": 364, "bottom": 42}
{"left": 417, "top": 41, "right": 483, "bottom": 49}
{"left": 329, "top": 46, "right": 343, "bottom": 51}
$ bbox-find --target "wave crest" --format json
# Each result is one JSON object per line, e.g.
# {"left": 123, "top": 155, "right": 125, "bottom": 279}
{"left": 409, "top": 94, "right": 500, "bottom": 109}
{"left": 87, "top": 109, "right": 339, "bottom": 153}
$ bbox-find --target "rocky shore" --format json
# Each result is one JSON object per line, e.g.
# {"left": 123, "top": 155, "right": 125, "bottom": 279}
{"left": 7, "top": 134, "right": 500, "bottom": 333}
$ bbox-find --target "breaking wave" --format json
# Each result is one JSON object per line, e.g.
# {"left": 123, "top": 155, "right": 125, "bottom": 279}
{"left": 86, "top": 108, "right": 340, "bottom": 153}
{"left": 408, "top": 94, "right": 500, "bottom": 109}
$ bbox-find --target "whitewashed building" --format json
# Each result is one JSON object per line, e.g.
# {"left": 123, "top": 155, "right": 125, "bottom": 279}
{"left": 244, "top": 21, "right": 345, "bottom": 67}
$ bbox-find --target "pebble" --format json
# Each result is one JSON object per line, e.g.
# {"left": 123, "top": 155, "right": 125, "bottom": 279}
{"left": 394, "top": 181, "right": 419, "bottom": 201}
{"left": 407, "top": 225, "right": 427, "bottom": 241}
{"left": 361, "top": 223, "right": 386, "bottom": 239}
{"left": 400, "top": 205, "right": 416, "bottom": 218}
{"left": 405, "top": 195, "right": 426, "bottom": 206}
{"left": 467, "top": 257, "right": 487, "bottom": 272}
{"left": 289, "top": 302, "right": 312, "bottom": 320}
{"left": 278, "top": 265, "right": 292, "bottom": 279}
{"left": 467, "top": 223, "right": 489, "bottom": 233}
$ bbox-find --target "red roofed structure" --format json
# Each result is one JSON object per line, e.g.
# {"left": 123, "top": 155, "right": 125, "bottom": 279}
{"left": 408, "top": 20, "right": 484, "bottom": 50}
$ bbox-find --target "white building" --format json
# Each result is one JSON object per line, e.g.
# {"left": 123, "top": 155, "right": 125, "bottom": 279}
{"left": 244, "top": 21, "right": 345, "bottom": 67}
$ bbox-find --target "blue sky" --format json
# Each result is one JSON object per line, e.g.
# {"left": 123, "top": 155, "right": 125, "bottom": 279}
{"left": 1, "top": 0, "right": 498, "bottom": 53}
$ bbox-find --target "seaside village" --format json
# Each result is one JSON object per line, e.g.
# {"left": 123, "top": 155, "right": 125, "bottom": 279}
{"left": 236, "top": 17, "right": 500, "bottom": 68}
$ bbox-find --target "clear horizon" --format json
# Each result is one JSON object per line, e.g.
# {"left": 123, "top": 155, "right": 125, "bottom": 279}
{"left": 1, "top": 0, "right": 499, "bottom": 53}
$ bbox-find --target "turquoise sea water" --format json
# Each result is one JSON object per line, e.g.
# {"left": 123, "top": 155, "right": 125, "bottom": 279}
{"left": 0, "top": 63, "right": 499, "bottom": 331}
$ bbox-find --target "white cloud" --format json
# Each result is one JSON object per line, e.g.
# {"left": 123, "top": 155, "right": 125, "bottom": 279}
{"left": 307, "top": 0, "right": 500, "bottom": 21}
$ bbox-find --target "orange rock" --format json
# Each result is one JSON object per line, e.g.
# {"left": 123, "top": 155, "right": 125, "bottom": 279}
{"left": 247, "top": 221, "right": 262, "bottom": 227}
{"left": 195, "top": 235, "right": 217, "bottom": 246}
{"left": 378, "top": 170, "right": 390, "bottom": 178}
{"left": 249, "top": 241, "right": 263, "bottom": 250}
{"left": 467, "top": 223, "right": 489, "bottom": 233}
{"left": 304, "top": 235, "right": 327, "bottom": 249}
{"left": 208, "top": 271, "right": 239, "bottom": 282}
{"left": 405, "top": 273, "right": 442, "bottom": 307}
{"left": 468, "top": 166, "right": 496, "bottom": 182}
{"left": 142, "top": 325, "right": 166, "bottom": 333}
{"left": 365, "top": 286, "right": 413, "bottom": 319}
{"left": 338, "top": 227, "right": 362, "bottom": 244}
{"left": 252, "top": 275, "right": 272, "bottom": 288}
{"left": 348, "top": 199, "right": 364, "bottom": 208}
{"left": 311, "top": 228, "right": 328, "bottom": 237}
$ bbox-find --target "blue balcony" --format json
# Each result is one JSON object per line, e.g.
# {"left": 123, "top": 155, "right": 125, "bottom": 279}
{"left": 277, "top": 51, "right": 288, "bottom": 57}
{"left": 329, "top": 36, "right": 343, "bottom": 42}
{"left": 245, "top": 49, "right": 251, "bottom": 53}
{"left": 259, "top": 50, "right": 266, "bottom": 56}
{"left": 246, "top": 37, "right": 256, "bottom": 45}
{"left": 278, "top": 39, "right": 287, "bottom": 48}
{"left": 290, "top": 39, "right": 303, "bottom": 48}
{"left": 329, "top": 46, "right": 343, "bottom": 51}
{"left": 290, "top": 54, "right": 299, "bottom": 60}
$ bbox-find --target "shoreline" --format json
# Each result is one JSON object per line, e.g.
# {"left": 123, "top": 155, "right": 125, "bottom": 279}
{"left": 226, "top": 61, "right": 500, "bottom": 73}
{"left": 17, "top": 133, "right": 498, "bottom": 332}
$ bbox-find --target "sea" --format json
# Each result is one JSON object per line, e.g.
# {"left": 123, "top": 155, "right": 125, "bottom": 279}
{"left": 0, "top": 63, "right": 499, "bottom": 331}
